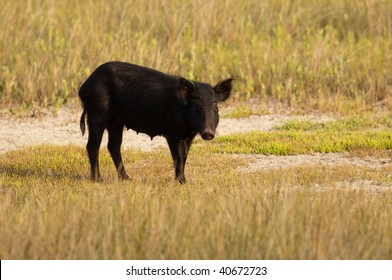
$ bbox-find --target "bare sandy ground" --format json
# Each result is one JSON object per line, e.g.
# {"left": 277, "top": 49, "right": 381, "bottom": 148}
{"left": 235, "top": 153, "right": 391, "bottom": 173}
{"left": 1, "top": 108, "right": 391, "bottom": 188}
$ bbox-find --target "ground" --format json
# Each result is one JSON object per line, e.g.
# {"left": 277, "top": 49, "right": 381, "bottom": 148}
{"left": 1, "top": 107, "right": 390, "bottom": 177}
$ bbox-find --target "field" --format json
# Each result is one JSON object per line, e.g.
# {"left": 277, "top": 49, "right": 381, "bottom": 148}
{"left": 1, "top": 0, "right": 392, "bottom": 259}
{"left": 1, "top": 0, "right": 392, "bottom": 114}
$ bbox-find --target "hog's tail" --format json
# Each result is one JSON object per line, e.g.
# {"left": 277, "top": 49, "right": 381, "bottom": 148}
{"left": 80, "top": 109, "right": 86, "bottom": 136}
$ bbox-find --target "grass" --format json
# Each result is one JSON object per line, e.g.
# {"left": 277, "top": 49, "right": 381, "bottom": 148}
{"left": 205, "top": 114, "right": 392, "bottom": 154}
{"left": 224, "top": 104, "right": 270, "bottom": 118}
{"left": 207, "top": 130, "right": 392, "bottom": 155}
{"left": 1, "top": 0, "right": 392, "bottom": 115}
{"left": 1, "top": 126, "right": 392, "bottom": 259}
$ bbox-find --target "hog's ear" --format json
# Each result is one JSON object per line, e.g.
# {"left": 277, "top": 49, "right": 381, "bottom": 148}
{"left": 177, "top": 77, "right": 196, "bottom": 102}
{"left": 214, "top": 78, "right": 233, "bottom": 102}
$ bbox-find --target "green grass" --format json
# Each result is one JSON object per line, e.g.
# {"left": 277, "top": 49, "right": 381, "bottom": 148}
{"left": 205, "top": 114, "right": 392, "bottom": 154}
{"left": 224, "top": 104, "right": 270, "bottom": 118}
{"left": 1, "top": 145, "right": 392, "bottom": 259}
{"left": 207, "top": 131, "right": 392, "bottom": 155}
{"left": 1, "top": 0, "right": 392, "bottom": 115}
{"left": 225, "top": 105, "right": 255, "bottom": 118}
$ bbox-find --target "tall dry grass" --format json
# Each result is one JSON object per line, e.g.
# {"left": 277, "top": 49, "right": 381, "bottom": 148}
{"left": 1, "top": 0, "right": 392, "bottom": 114}
{"left": 1, "top": 146, "right": 392, "bottom": 259}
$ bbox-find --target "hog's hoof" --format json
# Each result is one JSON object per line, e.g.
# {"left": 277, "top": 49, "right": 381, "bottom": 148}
{"left": 177, "top": 176, "right": 186, "bottom": 185}
{"left": 92, "top": 176, "right": 103, "bottom": 183}
{"left": 120, "top": 174, "right": 131, "bottom": 181}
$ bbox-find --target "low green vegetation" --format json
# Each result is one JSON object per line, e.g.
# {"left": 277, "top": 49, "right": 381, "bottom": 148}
{"left": 205, "top": 114, "right": 392, "bottom": 155}
{"left": 207, "top": 130, "right": 391, "bottom": 155}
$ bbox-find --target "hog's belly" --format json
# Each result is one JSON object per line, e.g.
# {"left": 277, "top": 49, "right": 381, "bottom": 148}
{"left": 123, "top": 116, "right": 166, "bottom": 140}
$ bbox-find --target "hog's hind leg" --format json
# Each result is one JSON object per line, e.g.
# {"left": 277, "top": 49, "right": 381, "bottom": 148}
{"left": 86, "top": 118, "right": 105, "bottom": 181}
{"left": 107, "top": 121, "right": 129, "bottom": 180}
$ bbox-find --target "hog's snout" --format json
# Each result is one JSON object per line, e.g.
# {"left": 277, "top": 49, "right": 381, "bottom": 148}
{"left": 201, "top": 131, "right": 215, "bottom": 140}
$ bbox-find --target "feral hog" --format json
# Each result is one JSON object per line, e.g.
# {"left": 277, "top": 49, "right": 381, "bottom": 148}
{"left": 79, "top": 61, "right": 233, "bottom": 184}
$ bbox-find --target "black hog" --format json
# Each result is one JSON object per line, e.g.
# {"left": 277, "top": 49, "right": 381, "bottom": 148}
{"left": 79, "top": 61, "right": 233, "bottom": 184}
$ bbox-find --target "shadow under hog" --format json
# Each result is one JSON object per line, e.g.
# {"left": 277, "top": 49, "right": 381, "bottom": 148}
{"left": 79, "top": 61, "right": 233, "bottom": 184}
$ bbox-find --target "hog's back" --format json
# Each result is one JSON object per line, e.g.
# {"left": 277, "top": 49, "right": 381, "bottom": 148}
{"left": 92, "top": 62, "right": 181, "bottom": 138}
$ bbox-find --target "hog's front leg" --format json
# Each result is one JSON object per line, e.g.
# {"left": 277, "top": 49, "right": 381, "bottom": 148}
{"left": 167, "top": 137, "right": 187, "bottom": 184}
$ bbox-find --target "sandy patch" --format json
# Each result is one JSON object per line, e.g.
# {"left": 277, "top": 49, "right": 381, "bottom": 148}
{"left": 332, "top": 180, "right": 392, "bottom": 193}
{"left": 280, "top": 180, "right": 392, "bottom": 194}
{"left": 235, "top": 153, "right": 391, "bottom": 173}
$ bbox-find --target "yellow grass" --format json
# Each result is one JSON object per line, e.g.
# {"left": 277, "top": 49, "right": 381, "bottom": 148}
{"left": 1, "top": 0, "right": 392, "bottom": 115}
{"left": 1, "top": 146, "right": 392, "bottom": 259}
